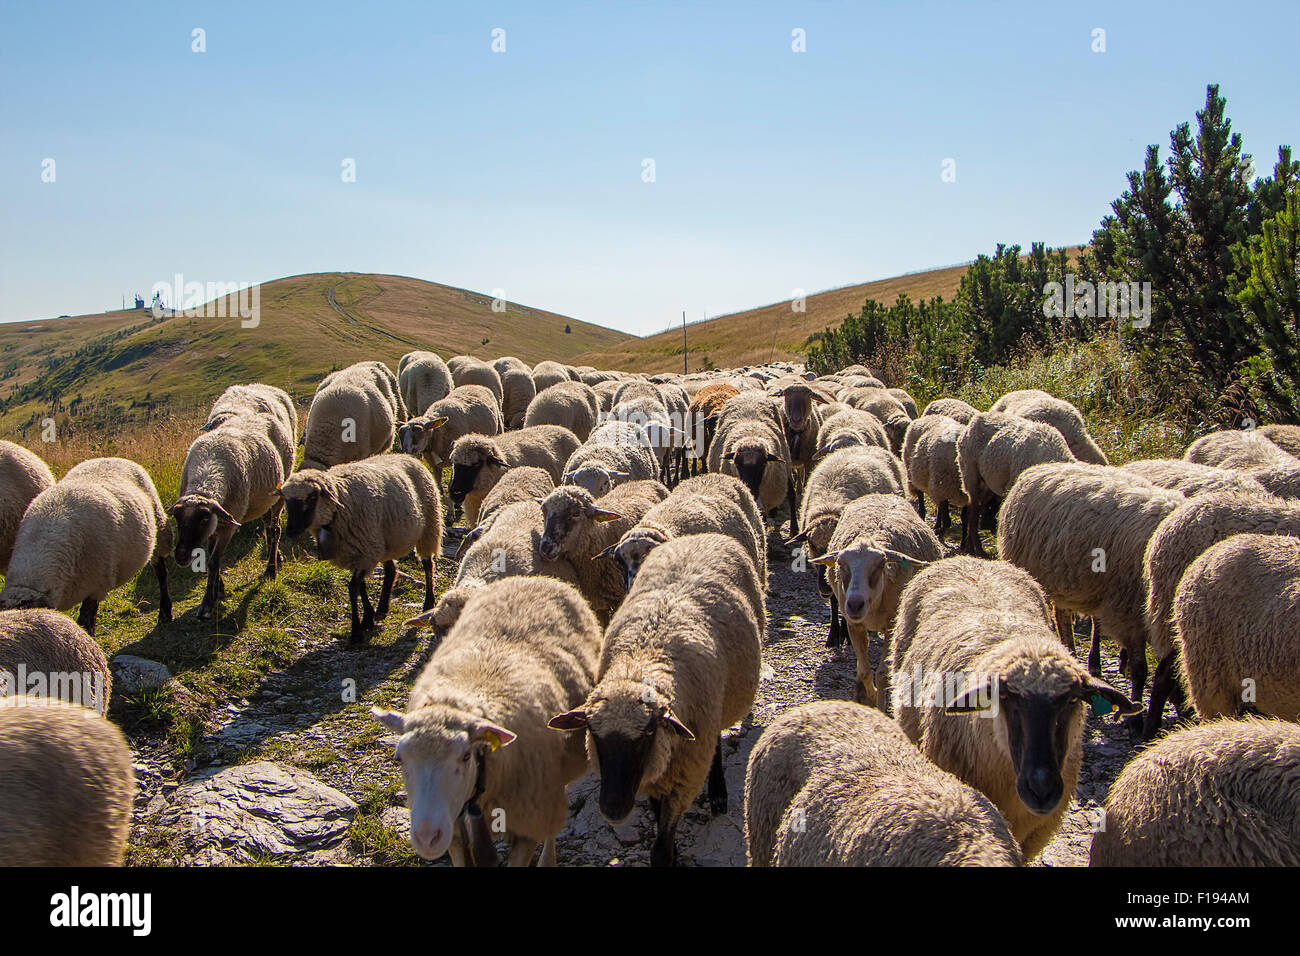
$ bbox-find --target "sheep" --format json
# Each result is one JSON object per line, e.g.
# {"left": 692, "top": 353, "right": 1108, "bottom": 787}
{"left": 579, "top": 369, "right": 621, "bottom": 387}
{"left": 548, "top": 533, "right": 764, "bottom": 866}
{"left": 593, "top": 380, "right": 622, "bottom": 415}
{"left": 0, "top": 609, "right": 111, "bottom": 715}
{"left": 0, "top": 441, "right": 54, "bottom": 573}
{"left": 539, "top": 480, "right": 669, "bottom": 621}
{"left": 707, "top": 392, "right": 794, "bottom": 527}
{"left": 411, "top": 500, "right": 579, "bottom": 633}
{"left": 532, "top": 360, "right": 572, "bottom": 394}
{"left": 608, "top": 387, "right": 685, "bottom": 473}
{"left": 562, "top": 421, "right": 659, "bottom": 498}
{"left": 397, "top": 384, "right": 503, "bottom": 468}
{"left": 448, "top": 356, "right": 504, "bottom": 405}
{"left": 656, "top": 383, "right": 693, "bottom": 484}
{"left": 448, "top": 426, "right": 581, "bottom": 526}
{"left": 397, "top": 351, "right": 454, "bottom": 417}
{"left": 0, "top": 697, "right": 135, "bottom": 866}
{"left": 744, "top": 700, "right": 1022, "bottom": 867}
{"left": 1089, "top": 717, "right": 1300, "bottom": 867}
{"left": 173, "top": 420, "right": 286, "bottom": 620}
{"left": 843, "top": 388, "right": 911, "bottom": 453}
{"left": 887, "top": 388, "right": 919, "bottom": 420}
{"left": 1120, "top": 458, "right": 1270, "bottom": 498}
{"left": 687, "top": 383, "right": 740, "bottom": 475}
{"left": 0, "top": 458, "right": 172, "bottom": 636}
{"left": 996, "top": 463, "right": 1184, "bottom": 724}
{"left": 1259, "top": 423, "right": 1300, "bottom": 459}
{"left": 811, "top": 495, "right": 942, "bottom": 707}
{"left": 1169, "top": 533, "right": 1300, "bottom": 722}
{"left": 301, "top": 361, "right": 405, "bottom": 471}
{"left": 902, "top": 414, "right": 968, "bottom": 539}
{"left": 372, "top": 576, "right": 602, "bottom": 866}
{"left": 989, "top": 389, "right": 1108, "bottom": 464}
{"left": 814, "top": 407, "right": 891, "bottom": 456}
{"left": 280, "top": 454, "right": 442, "bottom": 643}
{"left": 601, "top": 472, "right": 766, "bottom": 593}
{"left": 890, "top": 555, "right": 1139, "bottom": 860}
{"left": 497, "top": 365, "right": 537, "bottom": 429}
{"left": 956, "top": 411, "right": 1076, "bottom": 556}
{"left": 476, "top": 466, "right": 554, "bottom": 530}
{"left": 203, "top": 382, "right": 298, "bottom": 459}
{"left": 773, "top": 383, "right": 832, "bottom": 491}
{"left": 1140, "top": 491, "right": 1300, "bottom": 740}
{"left": 523, "top": 380, "right": 599, "bottom": 442}
{"left": 920, "top": 397, "right": 978, "bottom": 424}
{"left": 1184, "top": 427, "right": 1291, "bottom": 468}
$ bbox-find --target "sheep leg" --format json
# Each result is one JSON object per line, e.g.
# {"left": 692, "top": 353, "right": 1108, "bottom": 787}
{"left": 962, "top": 501, "right": 987, "bottom": 557}
{"left": 938, "top": 500, "right": 951, "bottom": 535}
{"left": 154, "top": 557, "right": 172, "bottom": 624}
{"left": 262, "top": 500, "right": 284, "bottom": 578}
{"left": 421, "top": 556, "right": 436, "bottom": 610}
{"left": 375, "top": 559, "right": 397, "bottom": 620}
{"left": 506, "top": 836, "right": 539, "bottom": 867}
{"left": 914, "top": 492, "right": 926, "bottom": 521}
{"left": 981, "top": 497, "right": 998, "bottom": 531}
{"left": 539, "top": 838, "right": 557, "bottom": 867}
{"left": 77, "top": 598, "right": 100, "bottom": 637}
{"left": 1054, "top": 607, "right": 1075, "bottom": 654}
{"left": 1088, "top": 621, "right": 1103, "bottom": 677}
{"left": 706, "top": 737, "right": 728, "bottom": 816}
{"left": 825, "top": 593, "right": 844, "bottom": 648}
{"left": 649, "top": 795, "right": 682, "bottom": 867}
{"left": 198, "top": 541, "right": 224, "bottom": 621}
{"left": 786, "top": 480, "right": 799, "bottom": 537}
{"left": 1141, "top": 653, "right": 1179, "bottom": 740}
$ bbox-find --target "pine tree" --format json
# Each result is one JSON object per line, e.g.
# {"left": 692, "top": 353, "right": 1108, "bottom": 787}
{"left": 1236, "top": 183, "right": 1300, "bottom": 417}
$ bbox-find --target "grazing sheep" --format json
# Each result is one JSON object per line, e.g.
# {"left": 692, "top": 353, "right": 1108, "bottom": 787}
{"left": 812, "top": 495, "right": 942, "bottom": 706}
{"left": 1259, "top": 423, "right": 1300, "bottom": 459}
{"left": 1140, "top": 492, "right": 1300, "bottom": 740}
{"left": 562, "top": 421, "right": 659, "bottom": 498}
{"left": 280, "top": 454, "right": 442, "bottom": 643}
{"left": 448, "top": 356, "right": 504, "bottom": 406}
{"left": 448, "top": 426, "right": 582, "bottom": 526}
{"left": 956, "top": 411, "right": 1076, "bottom": 556}
{"left": 0, "top": 697, "right": 135, "bottom": 866}
{"left": 173, "top": 420, "right": 286, "bottom": 619}
{"left": 687, "top": 383, "right": 740, "bottom": 475}
{"left": 887, "top": 388, "right": 919, "bottom": 419}
{"left": 609, "top": 391, "right": 685, "bottom": 479}
{"left": 707, "top": 392, "right": 794, "bottom": 526}
{"left": 548, "top": 533, "right": 764, "bottom": 866}
{"left": 1120, "top": 458, "right": 1269, "bottom": 498}
{"left": 0, "top": 458, "right": 172, "bottom": 636}
{"left": 476, "top": 466, "right": 555, "bottom": 529}
{"left": 593, "top": 380, "right": 622, "bottom": 415}
{"left": 0, "top": 609, "right": 111, "bottom": 715}
{"left": 990, "top": 389, "right": 1108, "bottom": 464}
{"left": 920, "top": 398, "right": 978, "bottom": 424}
{"left": 531, "top": 360, "right": 572, "bottom": 394}
{"left": 397, "top": 351, "right": 454, "bottom": 417}
{"left": 497, "top": 366, "right": 537, "bottom": 429}
{"left": 997, "top": 463, "right": 1184, "bottom": 722}
{"left": 0, "top": 441, "right": 54, "bottom": 573}
{"left": 203, "top": 382, "right": 298, "bottom": 466}
{"left": 1184, "top": 428, "right": 1292, "bottom": 469}
{"left": 1171, "top": 533, "right": 1300, "bottom": 722}
{"left": 523, "top": 380, "right": 599, "bottom": 442}
{"left": 301, "top": 361, "right": 405, "bottom": 471}
{"left": 891, "top": 555, "right": 1138, "bottom": 859}
{"left": 539, "top": 480, "right": 669, "bottom": 621}
{"left": 744, "top": 700, "right": 1022, "bottom": 867}
{"left": 372, "top": 576, "right": 602, "bottom": 866}
{"left": 902, "top": 414, "right": 968, "bottom": 539}
{"left": 843, "top": 388, "right": 911, "bottom": 453}
{"left": 814, "top": 407, "right": 892, "bottom": 456}
{"left": 397, "top": 384, "right": 503, "bottom": 468}
{"left": 602, "top": 472, "right": 766, "bottom": 593}
{"left": 1089, "top": 717, "right": 1300, "bottom": 866}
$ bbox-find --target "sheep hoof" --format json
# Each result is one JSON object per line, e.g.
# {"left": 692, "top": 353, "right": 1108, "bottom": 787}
{"left": 158, "top": 608, "right": 173, "bottom": 624}
{"left": 708, "top": 793, "right": 728, "bottom": 816}
{"left": 197, "top": 606, "right": 213, "bottom": 622}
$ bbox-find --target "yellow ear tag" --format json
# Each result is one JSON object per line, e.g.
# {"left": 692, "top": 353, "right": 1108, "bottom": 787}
{"left": 484, "top": 730, "right": 502, "bottom": 752}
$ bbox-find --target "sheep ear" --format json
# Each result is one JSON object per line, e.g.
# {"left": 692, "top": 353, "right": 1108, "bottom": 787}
{"left": 426, "top": 417, "right": 448, "bottom": 431}
{"left": 400, "top": 608, "right": 437, "bottom": 628}
{"left": 198, "top": 419, "right": 220, "bottom": 433}
{"left": 810, "top": 392, "right": 830, "bottom": 404}
{"left": 455, "top": 527, "right": 484, "bottom": 557}
{"left": 489, "top": 456, "right": 510, "bottom": 468}
{"left": 593, "top": 544, "right": 619, "bottom": 560}
{"left": 765, "top": 453, "right": 783, "bottom": 463}
{"left": 212, "top": 504, "right": 241, "bottom": 528}
{"left": 548, "top": 709, "right": 590, "bottom": 731}
{"left": 591, "top": 509, "right": 622, "bottom": 523}
{"left": 272, "top": 484, "right": 286, "bottom": 498}
{"left": 472, "top": 722, "right": 516, "bottom": 751}
{"left": 1081, "top": 679, "right": 1142, "bottom": 717}
{"left": 721, "top": 452, "right": 735, "bottom": 461}
{"left": 808, "top": 550, "right": 840, "bottom": 567}
{"left": 371, "top": 707, "right": 406, "bottom": 733}
{"left": 786, "top": 530, "right": 808, "bottom": 545}
{"left": 660, "top": 707, "right": 696, "bottom": 740}
{"left": 945, "top": 676, "right": 999, "bottom": 714}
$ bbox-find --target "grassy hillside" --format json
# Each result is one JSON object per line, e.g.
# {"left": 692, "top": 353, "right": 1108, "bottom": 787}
{"left": 0, "top": 272, "right": 631, "bottom": 430}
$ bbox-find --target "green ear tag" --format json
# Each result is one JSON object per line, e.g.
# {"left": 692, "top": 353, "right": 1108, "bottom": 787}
{"left": 1089, "top": 693, "right": 1115, "bottom": 717}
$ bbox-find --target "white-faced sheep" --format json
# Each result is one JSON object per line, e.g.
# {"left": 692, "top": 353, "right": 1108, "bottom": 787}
{"left": 814, "top": 407, "right": 892, "bottom": 456}
{"left": 990, "top": 389, "right": 1108, "bottom": 464}
{"left": 707, "top": 391, "right": 794, "bottom": 527}
{"left": 301, "top": 361, "right": 406, "bottom": 471}
{"left": 562, "top": 420, "right": 659, "bottom": 498}
{"left": 448, "top": 356, "right": 504, "bottom": 406}
{"left": 1140, "top": 491, "right": 1300, "bottom": 740}
{"left": 843, "top": 388, "right": 911, "bottom": 453}
{"left": 890, "top": 555, "right": 1138, "bottom": 860}
{"left": 548, "top": 533, "right": 764, "bottom": 866}
{"left": 1120, "top": 458, "right": 1269, "bottom": 498}
{"left": 920, "top": 397, "right": 978, "bottom": 424}
{"left": 532, "top": 360, "right": 572, "bottom": 394}
{"left": 1090, "top": 717, "right": 1300, "bottom": 866}
{"left": 956, "top": 411, "right": 1076, "bottom": 556}
{"left": 600, "top": 472, "right": 766, "bottom": 593}
{"left": 173, "top": 419, "right": 286, "bottom": 619}
{"left": 1171, "top": 533, "right": 1300, "bottom": 722}
{"left": 372, "top": 576, "right": 602, "bottom": 866}
{"left": 539, "top": 480, "right": 669, "bottom": 621}
{"left": 902, "top": 414, "right": 968, "bottom": 539}
{"left": 397, "top": 384, "right": 503, "bottom": 468}
{"left": 280, "top": 454, "right": 442, "bottom": 643}
{"left": 0, "top": 609, "right": 111, "bottom": 715}
{"left": 0, "top": 440, "right": 54, "bottom": 573}
{"left": 397, "top": 351, "right": 454, "bottom": 418}
{"left": 523, "top": 380, "right": 599, "bottom": 442}
{"left": 812, "top": 494, "right": 942, "bottom": 707}
{"left": 448, "top": 426, "right": 581, "bottom": 526}
{"left": 0, "top": 696, "right": 135, "bottom": 865}
{"left": 0, "top": 457, "right": 172, "bottom": 636}
{"left": 744, "top": 700, "right": 1022, "bottom": 867}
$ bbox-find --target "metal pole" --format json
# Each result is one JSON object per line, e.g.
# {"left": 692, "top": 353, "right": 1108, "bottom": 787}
{"left": 682, "top": 311, "right": 687, "bottom": 375}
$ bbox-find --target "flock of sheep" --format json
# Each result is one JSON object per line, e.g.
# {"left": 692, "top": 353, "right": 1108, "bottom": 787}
{"left": 0, "top": 350, "right": 1298, "bottom": 867}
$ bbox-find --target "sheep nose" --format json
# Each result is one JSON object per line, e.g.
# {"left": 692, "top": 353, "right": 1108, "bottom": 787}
{"left": 1021, "top": 767, "right": 1062, "bottom": 813}
{"left": 845, "top": 597, "right": 866, "bottom": 617}
{"left": 413, "top": 821, "right": 444, "bottom": 855}
{"left": 539, "top": 539, "right": 559, "bottom": 559}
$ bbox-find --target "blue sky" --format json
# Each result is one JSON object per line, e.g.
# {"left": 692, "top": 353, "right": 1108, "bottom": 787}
{"left": 1, "top": 1, "right": 1296, "bottom": 334}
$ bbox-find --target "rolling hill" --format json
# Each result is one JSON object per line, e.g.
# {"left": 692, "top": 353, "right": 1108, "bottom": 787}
{"left": 0, "top": 272, "right": 631, "bottom": 427}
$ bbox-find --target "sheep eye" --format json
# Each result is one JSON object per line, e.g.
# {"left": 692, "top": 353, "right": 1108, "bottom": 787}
{"left": 461, "top": 750, "right": 472, "bottom": 763}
